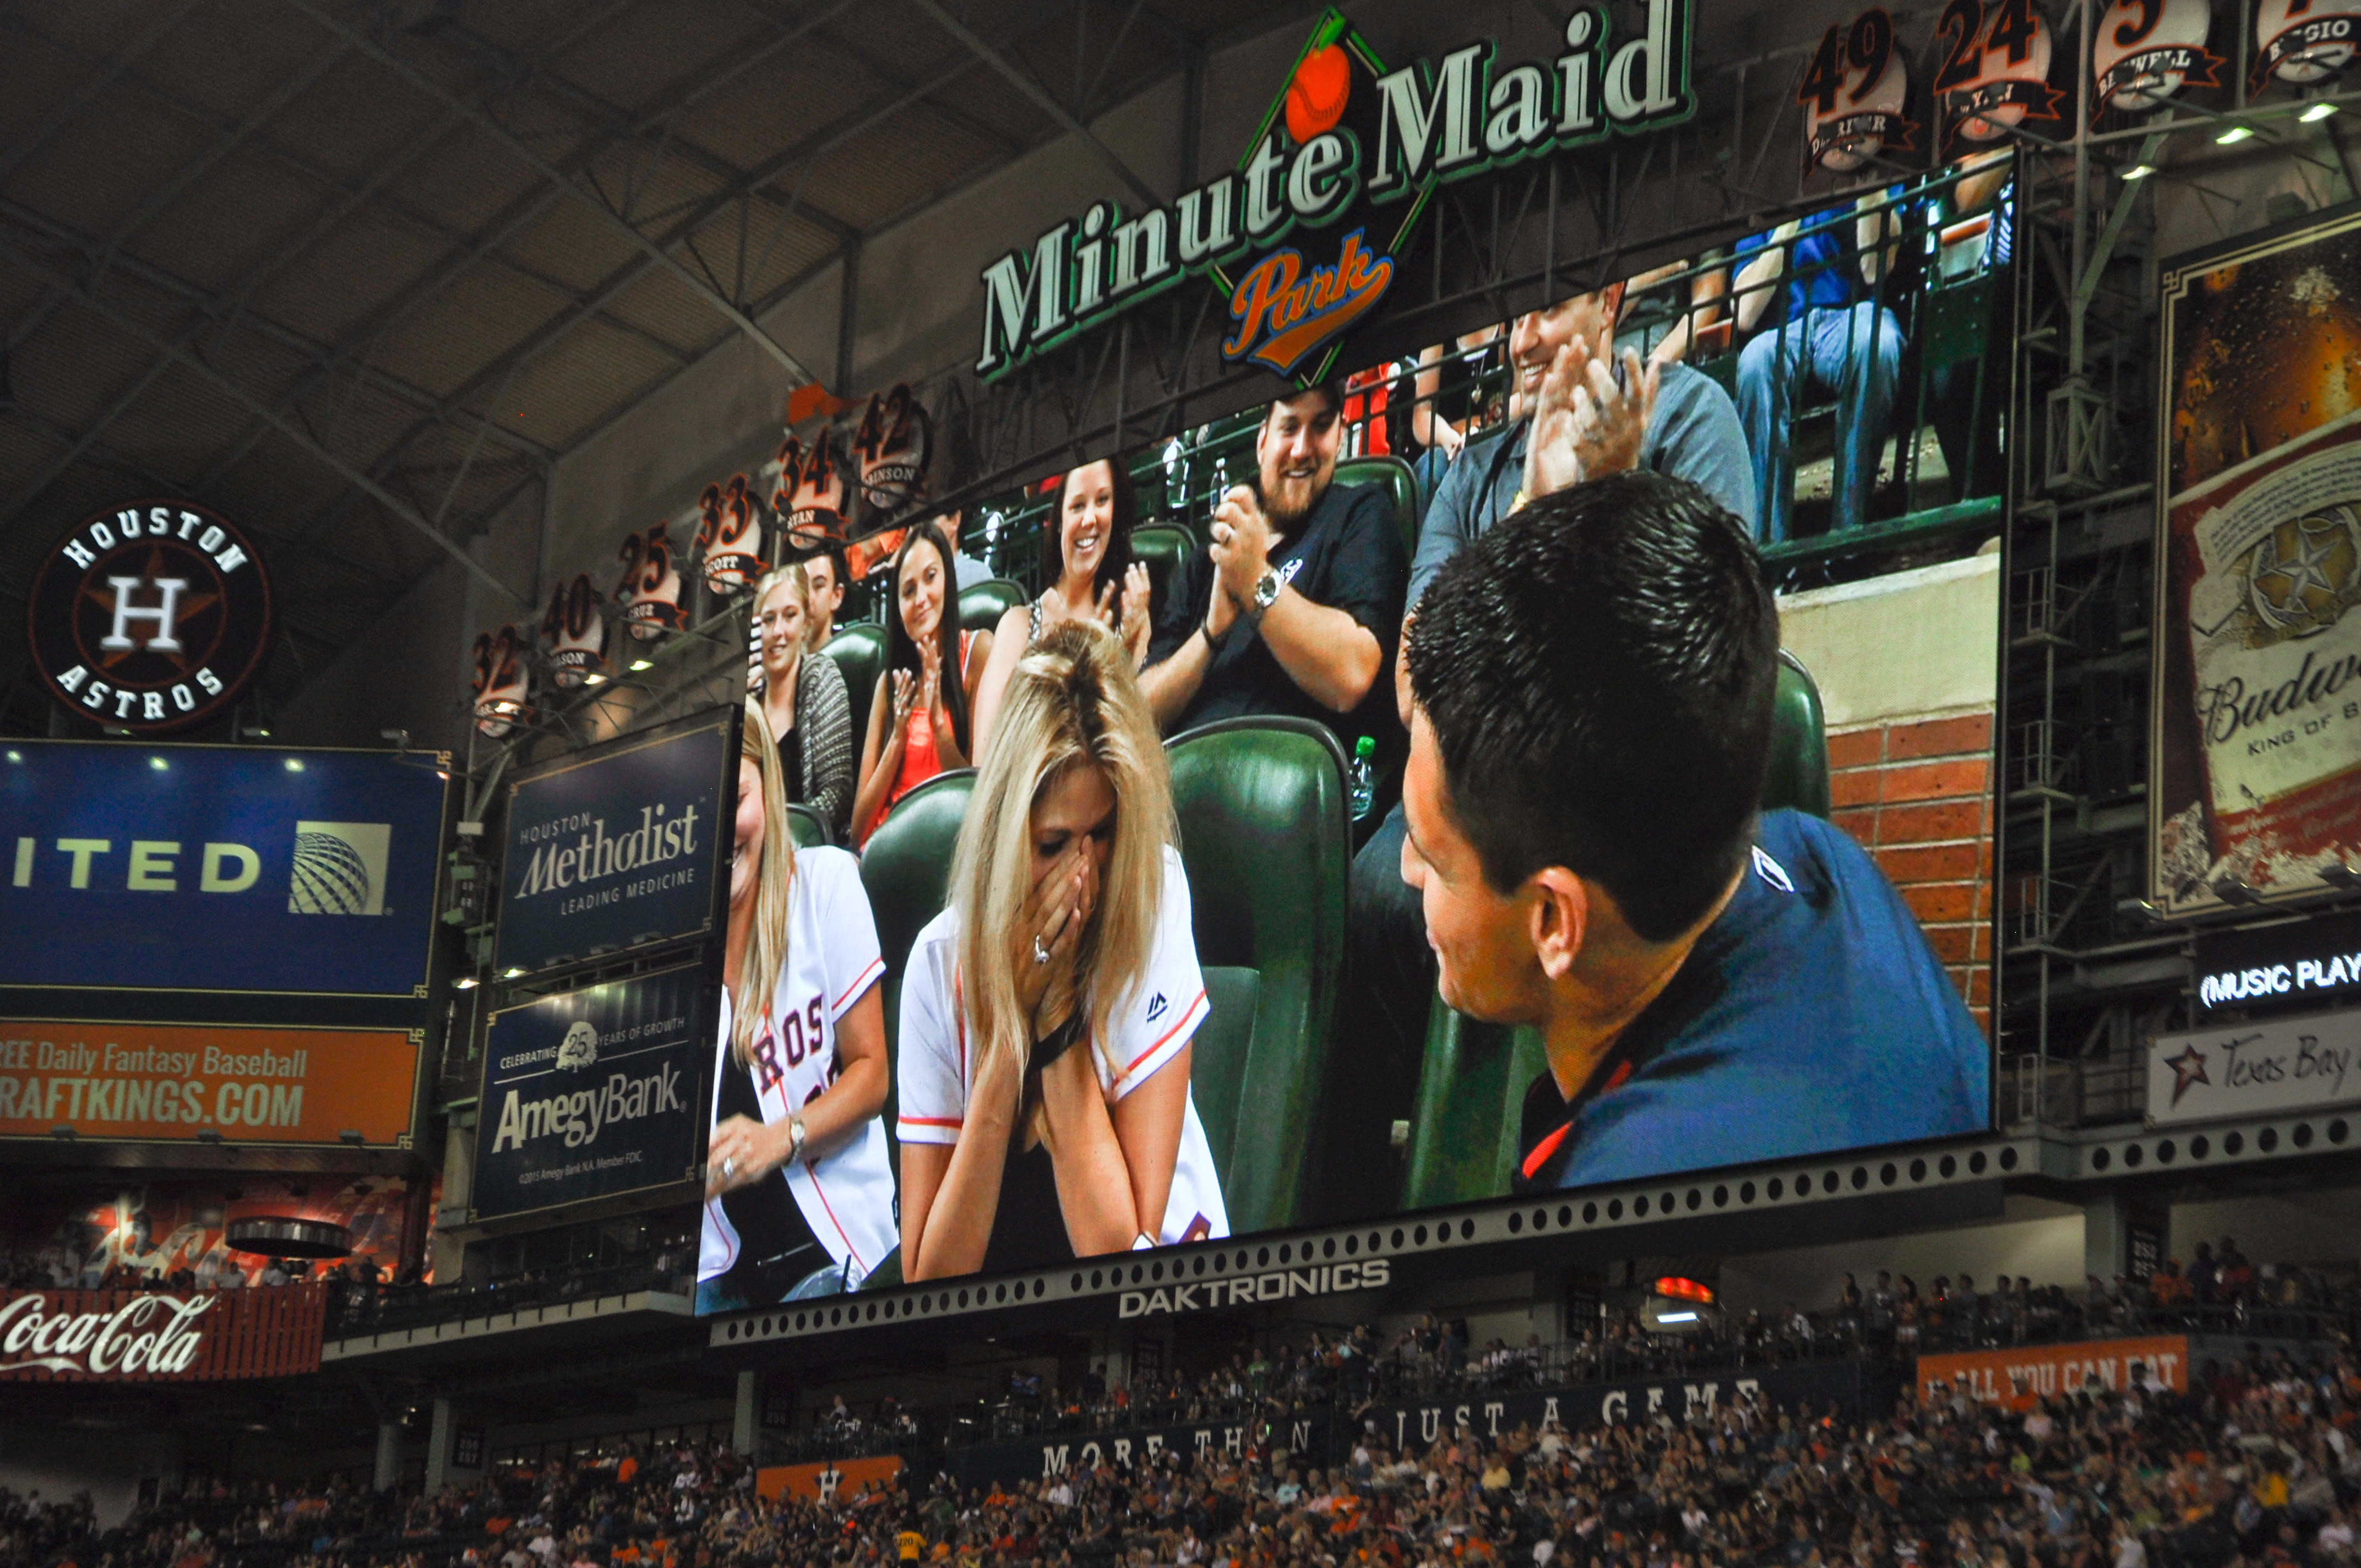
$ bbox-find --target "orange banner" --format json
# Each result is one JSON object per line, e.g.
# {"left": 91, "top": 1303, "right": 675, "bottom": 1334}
{"left": 0, "top": 1021, "right": 421, "bottom": 1146}
{"left": 757, "top": 1456, "right": 902, "bottom": 1504}
{"left": 1917, "top": 1335, "right": 2188, "bottom": 1410}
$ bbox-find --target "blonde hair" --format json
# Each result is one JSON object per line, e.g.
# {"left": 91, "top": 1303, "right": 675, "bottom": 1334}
{"left": 733, "top": 699, "right": 798, "bottom": 1068}
{"left": 949, "top": 619, "right": 1173, "bottom": 1094}
{"left": 752, "top": 562, "right": 815, "bottom": 651}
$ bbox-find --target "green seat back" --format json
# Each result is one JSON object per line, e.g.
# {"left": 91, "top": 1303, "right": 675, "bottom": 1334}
{"left": 1400, "top": 647, "right": 1832, "bottom": 1210}
{"left": 1333, "top": 454, "right": 1421, "bottom": 560}
{"left": 959, "top": 578, "right": 1027, "bottom": 634}
{"left": 817, "top": 623, "right": 885, "bottom": 759}
{"left": 1130, "top": 525, "right": 1193, "bottom": 627}
{"left": 1166, "top": 718, "right": 1350, "bottom": 1235}
{"left": 786, "top": 804, "right": 831, "bottom": 849}
{"left": 1921, "top": 274, "right": 1996, "bottom": 372}
{"left": 856, "top": 768, "right": 974, "bottom": 1162}
{"left": 1764, "top": 650, "right": 1831, "bottom": 819}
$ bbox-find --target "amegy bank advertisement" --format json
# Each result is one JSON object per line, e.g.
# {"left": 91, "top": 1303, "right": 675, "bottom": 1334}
{"left": 0, "top": 1021, "right": 420, "bottom": 1145}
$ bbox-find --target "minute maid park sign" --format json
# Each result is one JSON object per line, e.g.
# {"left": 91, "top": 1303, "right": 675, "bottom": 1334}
{"left": 976, "top": 1, "right": 1696, "bottom": 385}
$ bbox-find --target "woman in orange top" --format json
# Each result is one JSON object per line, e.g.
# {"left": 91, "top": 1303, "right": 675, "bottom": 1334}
{"left": 852, "top": 520, "right": 993, "bottom": 845}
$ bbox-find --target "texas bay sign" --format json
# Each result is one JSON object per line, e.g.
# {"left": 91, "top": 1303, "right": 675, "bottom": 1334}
{"left": 975, "top": 0, "right": 1698, "bottom": 385}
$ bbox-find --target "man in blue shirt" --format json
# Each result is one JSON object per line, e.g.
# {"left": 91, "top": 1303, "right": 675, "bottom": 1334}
{"left": 1399, "top": 472, "right": 1988, "bottom": 1194}
{"left": 1326, "top": 284, "right": 1754, "bottom": 1216}
{"left": 1732, "top": 194, "right": 1907, "bottom": 543}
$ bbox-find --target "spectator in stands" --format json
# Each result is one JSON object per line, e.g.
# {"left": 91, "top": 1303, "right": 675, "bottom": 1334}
{"left": 796, "top": 540, "right": 850, "bottom": 652}
{"left": 972, "top": 459, "right": 1153, "bottom": 753}
{"left": 700, "top": 701, "right": 896, "bottom": 1308}
{"left": 897, "top": 621, "right": 1229, "bottom": 1279}
{"left": 1730, "top": 192, "right": 1907, "bottom": 543}
{"left": 1395, "top": 473, "right": 1988, "bottom": 1190}
{"left": 752, "top": 563, "right": 855, "bottom": 841}
{"left": 852, "top": 521, "right": 993, "bottom": 847}
{"left": 1141, "top": 384, "right": 1406, "bottom": 751}
{"left": 1337, "top": 282, "right": 1754, "bottom": 1202}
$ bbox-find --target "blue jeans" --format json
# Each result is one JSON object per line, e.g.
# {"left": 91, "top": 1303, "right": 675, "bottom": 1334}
{"left": 1737, "top": 302, "right": 1904, "bottom": 542}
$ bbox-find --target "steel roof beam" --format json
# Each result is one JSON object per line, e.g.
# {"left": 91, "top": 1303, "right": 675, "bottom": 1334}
{"left": 904, "top": 0, "right": 1165, "bottom": 209}
{"left": 0, "top": 198, "right": 556, "bottom": 465}
{"left": 0, "top": 235, "right": 530, "bottom": 605}
{"left": 0, "top": 0, "right": 211, "bottom": 188}
{"left": 0, "top": 40, "right": 360, "bottom": 531}
{"left": 284, "top": 0, "right": 820, "bottom": 383}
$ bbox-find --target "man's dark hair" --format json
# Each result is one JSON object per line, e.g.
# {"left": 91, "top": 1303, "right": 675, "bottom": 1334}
{"left": 1407, "top": 471, "right": 1778, "bottom": 943}
{"left": 1266, "top": 380, "right": 1345, "bottom": 425}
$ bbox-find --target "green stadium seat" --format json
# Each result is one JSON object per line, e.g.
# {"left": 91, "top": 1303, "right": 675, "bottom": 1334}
{"left": 959, "top": 577, "right": 1027, "bottom": 634}
{"left": 1764, "top": 650, "right": 1831, "bottom": 819}
{"left": 1334, "top": 453, "right": 1421, "bottom": 560}
{"left": 786, "top": 804, "right": 831, "bottom": 849}
{"left": 816, "top": 623, "right": 885, "bottom": 758}
{"left": 1398, "top": 648, "right": 1832, "bottom": 1211}
{"left": 1165, "top": 717, "right": 1350, "bottom": 1236}
{"left": 856, "top": 767, "right": 974, "bottom": 1167}
{"left": 1129, "top": 525, "right": 1193, "bottom": 627}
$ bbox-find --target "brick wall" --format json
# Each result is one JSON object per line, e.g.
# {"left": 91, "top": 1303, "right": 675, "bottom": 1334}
{"left": 1827, "top": 711, "right": 1995, "bottom": 1031}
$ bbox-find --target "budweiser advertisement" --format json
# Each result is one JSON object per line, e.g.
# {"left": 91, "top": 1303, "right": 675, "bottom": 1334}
{"left": 1917, "top": 1335, "right": 2189, "bottom": 1411}
{"left": 0, "top": 1282, "right": 325, "bottom": 1381}
{"left": 2154, "top": 206, "right": 2361, "bottom": 914}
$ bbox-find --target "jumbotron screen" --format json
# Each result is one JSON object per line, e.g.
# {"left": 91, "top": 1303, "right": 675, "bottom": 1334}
{"left": 686, "top": 167, "right": 2006, "bottom": 1311}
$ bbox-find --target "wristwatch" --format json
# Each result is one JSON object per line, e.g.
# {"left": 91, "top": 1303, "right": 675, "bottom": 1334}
{"left": 787, "top": 1113, "right": 808, "bottom": 1162}
{"left": 1247, "top": 565, "right": 1282, "bottom": 627}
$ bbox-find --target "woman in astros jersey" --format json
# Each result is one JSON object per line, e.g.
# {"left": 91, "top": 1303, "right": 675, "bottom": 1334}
{"left": 699, "top": 701, "right": 896, "bottom": 1307}
{"left": 897, "top": 619, "right": 1227, "bottom": 1279}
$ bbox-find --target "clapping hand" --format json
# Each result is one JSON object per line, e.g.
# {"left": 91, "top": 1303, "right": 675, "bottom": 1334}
{"left": 1522, "top": 314, "right": 1660, "bottom": 503}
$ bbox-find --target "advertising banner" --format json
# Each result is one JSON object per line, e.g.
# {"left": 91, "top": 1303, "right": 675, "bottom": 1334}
{"left": 2193, "top": 909, "right": 2361, "bottom": 1014}
{"left": 1917, "top": 1335, "right": 2189, "bottom": 1410}
{"left": 0, "top": 742, "right": 446, "bottom": 997}
{"left": 755, "top": 1456, "right": 902, "bottom": 1504}
{"left": 471, "top": 962, "right": 709, "bottom": 1222}
{"left": 0, "top": 1020, "right": 422, "bottom": 1147}
{"left": 2155, "top": 206, "right": 2361, "bottom": 913}
{"left": 2146, "top": 1005, "right": 2361, "bottom": 1126}
{"left": 494, "top": 713, "right": 733, "bottom": 976}
{"left": 944, "top": 1361, "right": 1886, "bottom": 1486}
{"left": 0, "top": 1282, "right": 325, "bottom": 1381}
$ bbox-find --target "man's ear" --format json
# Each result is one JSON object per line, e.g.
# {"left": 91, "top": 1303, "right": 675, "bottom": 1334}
{"left": 1526, "top": 868, "right": 1589, "bottom": 982}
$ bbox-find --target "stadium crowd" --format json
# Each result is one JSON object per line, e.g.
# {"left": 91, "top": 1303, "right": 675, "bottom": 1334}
{"left": 12, "top": 1334, "right": 2361, "bottom": 1568}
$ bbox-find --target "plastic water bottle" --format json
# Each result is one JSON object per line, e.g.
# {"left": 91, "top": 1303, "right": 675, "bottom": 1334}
{"left": 1347, "top": 736, "right": 1377, "bottom": 821}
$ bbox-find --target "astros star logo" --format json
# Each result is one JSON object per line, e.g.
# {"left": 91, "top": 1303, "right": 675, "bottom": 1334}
{"left": 2164, "top": 1044, "right": 2210, "bottom": 1107}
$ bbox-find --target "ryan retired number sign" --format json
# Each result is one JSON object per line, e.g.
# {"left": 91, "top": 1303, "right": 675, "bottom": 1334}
{"left": 26, "top": 500, "right": 273, "bottom": 733}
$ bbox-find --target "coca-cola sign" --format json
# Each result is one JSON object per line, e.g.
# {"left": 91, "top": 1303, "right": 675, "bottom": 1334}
{"left": 0, "top": 1283, "right": 323, "bottom": 1381}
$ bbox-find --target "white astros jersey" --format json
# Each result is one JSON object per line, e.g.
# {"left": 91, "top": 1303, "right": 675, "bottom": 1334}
{"left": 896, "top": 843, "right": 1228, "bottom": 1248}
{"left": 699, "top": 845, "right": 894, "bottom": 1284}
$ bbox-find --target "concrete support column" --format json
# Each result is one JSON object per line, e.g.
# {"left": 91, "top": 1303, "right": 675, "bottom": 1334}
{"left": 374, "top": 1420, "right": 401, "bottom": 1493}
{"left": 734, "top": 1370, "right": 757, "bottom": 1459}
{"left": 426, "top": 1397, "right": 454, "bottom": 1494}
{"left": 2084, "top": 1190, "right": 2130, "bottom": 1284}
{"left": 1098, "top": 1324, "right": 1132, "bottom": 1396}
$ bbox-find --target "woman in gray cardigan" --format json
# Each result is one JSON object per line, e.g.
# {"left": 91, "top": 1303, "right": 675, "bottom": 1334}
{"left": 752, "top": 563, "right": 855, "bottom": 840}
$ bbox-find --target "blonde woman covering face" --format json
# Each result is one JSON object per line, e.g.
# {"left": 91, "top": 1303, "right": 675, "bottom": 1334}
{"left": 896, "top": 620, "right": 1228, "bottom": 1279}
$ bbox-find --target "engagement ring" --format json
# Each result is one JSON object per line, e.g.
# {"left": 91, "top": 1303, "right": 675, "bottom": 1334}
{"left": 1033, "top": 936, "right": 1050, "bottom": 965}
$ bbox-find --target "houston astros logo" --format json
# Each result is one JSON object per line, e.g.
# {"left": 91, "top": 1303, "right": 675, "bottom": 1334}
{"left": 25, "top": 501, "right": 272, "bottom": 733}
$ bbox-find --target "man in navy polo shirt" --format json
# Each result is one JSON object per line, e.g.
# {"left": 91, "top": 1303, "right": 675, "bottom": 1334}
{"left": 1397, "top": 472, "right": 1987, "bottom": 1191}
